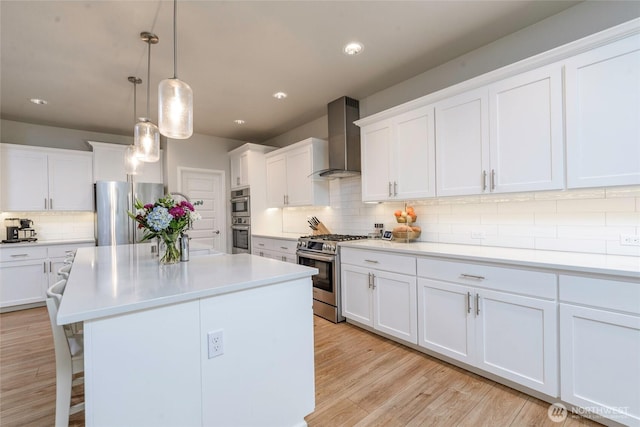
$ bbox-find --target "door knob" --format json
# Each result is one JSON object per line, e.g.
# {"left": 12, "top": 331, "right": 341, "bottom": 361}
{"left": 214, "top": 230, "right": 220, "bottom": 235}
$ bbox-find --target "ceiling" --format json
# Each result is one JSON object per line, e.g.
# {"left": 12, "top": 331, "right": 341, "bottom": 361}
{"left": 1, "top": 1, "right": 580, "bottom": 143}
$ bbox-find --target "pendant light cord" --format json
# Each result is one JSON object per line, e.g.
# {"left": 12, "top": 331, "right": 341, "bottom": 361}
{"left": 133, "top": 80, "right": 137, "bottom": 123}
{"left": 173, "top": 0, "right": 178, "bottom": 79}
{"left": 146, "top": 39, "right": 152, "bottom": 118}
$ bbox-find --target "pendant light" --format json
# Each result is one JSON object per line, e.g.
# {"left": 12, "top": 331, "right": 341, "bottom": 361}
{"left": 125, "top": 76, "right": 143, "bottom": 175}
{"left": 158, "top": 0, "right": 193, "bottom": 139}
{"left": 135, "top": 31, "right": 160, "bottom": 162}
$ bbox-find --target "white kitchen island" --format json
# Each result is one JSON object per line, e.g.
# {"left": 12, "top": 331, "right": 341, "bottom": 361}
{"left": 57, "top": 244, "right": 317, "bottom": 427}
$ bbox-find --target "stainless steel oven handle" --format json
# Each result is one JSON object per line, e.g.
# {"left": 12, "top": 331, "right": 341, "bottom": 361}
{"left": 230, "top": 196, "right": 249, "bottom": 202}
{"left": 231, "top": 225, "right": 250, "bottom": 230}
{"left": 296, "top": 251, "right": 335, "bottom": 263}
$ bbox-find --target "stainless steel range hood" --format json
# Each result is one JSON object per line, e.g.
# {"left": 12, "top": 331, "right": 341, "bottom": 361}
{"left": 314, "top": 96, "right": 361, "bottom": 179}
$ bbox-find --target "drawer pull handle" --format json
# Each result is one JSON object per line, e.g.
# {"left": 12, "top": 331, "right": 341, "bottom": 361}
{"left": 10, "top": 254, "right": 29, "bottom": 258}
{"left": 460, "top": 273, "right": 485, "bottom": 281}
{"left": 476, "top": 293, "right": 481, "bottom": 316}
{"left": 258, "top": 243, "right": 265, "bottom": 247}
{"left": 280, "top": 246, "right": 289, "bottom": 250}
{"left": 467, "top": 292, "right": 472, "bottom": 314}
{"left": 364, "top": 259, "right": 379, "bottom": 264}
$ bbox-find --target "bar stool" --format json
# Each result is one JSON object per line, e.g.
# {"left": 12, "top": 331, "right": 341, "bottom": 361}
{"left": 45, "top": 280, "right": 85, "bottom": 427}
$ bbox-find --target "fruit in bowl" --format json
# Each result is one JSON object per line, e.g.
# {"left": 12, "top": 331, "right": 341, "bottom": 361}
{"left": 394, "top": 206, "right": 416, "bottom": 223}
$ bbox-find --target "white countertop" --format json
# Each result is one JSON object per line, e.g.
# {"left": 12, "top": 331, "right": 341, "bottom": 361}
{"left": 252, "top": 232, "right": 302, "bottom": 241}
{"left": 340, "top": 240, "right": 640, "bottom": 279}
{"left": 0, "top": 238, "right": 95, "bottom": 248}
{"left": 57, "top": 243, "right": 317, "bottom": 324}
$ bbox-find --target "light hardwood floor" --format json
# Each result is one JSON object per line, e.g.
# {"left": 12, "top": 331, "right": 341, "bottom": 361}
{"left": 1, "top": 307, "right": 600, "bottom": 427}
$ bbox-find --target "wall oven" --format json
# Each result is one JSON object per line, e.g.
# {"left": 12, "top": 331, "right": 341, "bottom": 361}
{"left": 230, "top": 188, "right": 250, "bottom": 217}
{"left": 231, "top": 218, "right": 250, "bottom": 254}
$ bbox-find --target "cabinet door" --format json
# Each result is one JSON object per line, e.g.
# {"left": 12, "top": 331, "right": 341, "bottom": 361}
{"left": 286, "top": 146, "right": 312, "bottom": 206}
{"left": 341, "top": 264, "right": 373, "bottom": 327}
{"left": 48, "top": 152, "right": 94, "bottom": 211}
{"left": 489, "top": 64, "right": 564, "bottom": 193}
{"left": 417, "top": 278, "right": 474, "bottom": 364}
{"left": 0, "top": 147, "right": 48, "bottom": 211}
{"left": 435, "top": 88, "right": 489, "bottom": 196}
{"left": 372, "top": 270, "right": 417, "bottom": 343}
{"left": 361, "top": 120, "right": 393, "bottom": 202}
{"left": 476, "top": 289, "right": 558, "bottom": 396}
{"left": 560, "top": 304, "right": 640, "bottom": 426}
{"left": 393, "top": 105, "right": 436, "bottom": 199}
{"left": 91, "top": 143, "right": 128, "bottom": 182}
{"left": 265, "top": 155, "right": 287, "bottom": 207}
{"left": 229, "top": 152, "right": 248, "bottom": 189}
{"left": 565, "top": 34, "right": 640, "bottom": 188}
{"left": 0, "top": 260, "right": 47, "bottom": 308}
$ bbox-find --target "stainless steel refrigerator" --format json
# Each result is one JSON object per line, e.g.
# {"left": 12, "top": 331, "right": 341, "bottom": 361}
{"left": 95, "top": 181, "right": 164, "bottom": 246}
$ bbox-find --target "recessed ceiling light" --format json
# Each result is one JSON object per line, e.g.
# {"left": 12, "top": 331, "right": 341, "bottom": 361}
{"left": 234, "top": 119, "right": 245, "bottom": 125}
{"left": 30, "top": 98, "right": 48, "bottom": 105}
{"left": 273, "top": 92, "right": 287, "bottom": 100}
{"left": 343, "top": 42, "right": 363, "bottom": 56}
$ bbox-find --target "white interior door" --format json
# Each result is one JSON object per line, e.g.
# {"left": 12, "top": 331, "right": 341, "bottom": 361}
{"left": 178, "top": 168, "right": 226, "bottom": 253}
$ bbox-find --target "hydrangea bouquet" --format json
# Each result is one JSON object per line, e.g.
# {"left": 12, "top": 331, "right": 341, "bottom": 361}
{"left": 128, "top": 194, "right": 202, "bottom": 264}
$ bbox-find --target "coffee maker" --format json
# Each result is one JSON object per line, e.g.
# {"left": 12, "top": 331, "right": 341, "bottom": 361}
{"left": 3, "top": 218, "right": 37, "bottom": 243}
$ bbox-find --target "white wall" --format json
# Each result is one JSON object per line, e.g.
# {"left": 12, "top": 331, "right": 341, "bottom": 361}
{"left": 281, "top": 179, "right": 640, "bottom": 257}
{"left": 1, "top": 119, "right": 131, "bottom": 151}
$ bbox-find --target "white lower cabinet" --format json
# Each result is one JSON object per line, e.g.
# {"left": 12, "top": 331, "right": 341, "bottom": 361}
{"left": 560, "top": 274, "right": 640, "bottom": 426}
{"left": 341, "top": 248, "right": 417, "bottom": 344}
{"left": 252, "top": 236, "right": 297, "bottom": 263}
{"left": 0, "top": 242, "right": 94, "bottom": 310}
{"left": 416, "top": 257, "right": 558, "bottom": 396}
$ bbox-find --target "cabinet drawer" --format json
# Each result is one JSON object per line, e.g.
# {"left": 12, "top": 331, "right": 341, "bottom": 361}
{"left": 560, "top": 275, "right": 640, "bottom": 315}
{"left": 252, "top": 237, "right": 297, "bottom": 255}
{"left": 341, "top": 248, "right": 416, "bottom": 274}
{"left": 417, "top": 257, "right": 556, "bottom": 300}
{"left": 0, "top": 246, "right": 47, "bottom": 262}
{"left": 47, "top": 242, "right": 94, "bottom": 259}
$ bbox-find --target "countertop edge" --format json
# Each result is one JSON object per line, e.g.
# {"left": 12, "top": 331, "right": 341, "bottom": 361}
{"left": 0, "top": 239, "right": 95, "bottom": 248}
{"left": 339, "top": 240, "right": 640, "bottom": 279}
{"left": 251, "top": 233, "right": 301, "bottom": 241}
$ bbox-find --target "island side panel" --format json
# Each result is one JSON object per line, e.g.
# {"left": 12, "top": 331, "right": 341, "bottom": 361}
{"left": 84, "top": 300, "right": 202, "bottom": 427}
{"left": 200, "top": 277, "right": 316, "bottom": 427}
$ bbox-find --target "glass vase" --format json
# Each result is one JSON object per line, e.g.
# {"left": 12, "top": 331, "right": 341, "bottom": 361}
{"left": 159, "top": 232, "right": 181, "bottom": 265}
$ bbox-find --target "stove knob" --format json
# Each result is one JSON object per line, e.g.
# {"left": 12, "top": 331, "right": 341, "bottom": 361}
{"left": 331, "top": 244, "right": 337, "bottom": 252}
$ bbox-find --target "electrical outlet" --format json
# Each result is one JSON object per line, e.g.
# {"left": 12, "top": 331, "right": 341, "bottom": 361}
{"left": 207, "top": 330, "right": 224, "bottom": 359}
{"left": 471, "top": 231, "right": 486, "bottom": 239}
{"left": 620, "top": 234, "right": 640, "bottom": 246}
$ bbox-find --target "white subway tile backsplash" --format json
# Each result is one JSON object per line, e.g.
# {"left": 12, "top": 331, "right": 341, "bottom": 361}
{"left": 279, "top": 179, "right": 640, "bottom": 257}
{"left": 535, "top": 212, "right": 606, "bottom": 226}
{"left": 605, "top": 212, "right": 640, "bottom": 226}
{"left": 556, "top": 198, "right": 636, "bottom": 213}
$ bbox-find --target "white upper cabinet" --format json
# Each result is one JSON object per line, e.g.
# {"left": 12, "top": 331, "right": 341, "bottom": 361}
{"left": 360, "top": 105, "right": 436, "bottom": 202}
{"left": 264, "top": 138, "right": 329, "bottom": 208}
{"left": 0, "top": 144, "right": 93, "bottom": 211}
{"left": 88, "top": 141, "right": 163, "bottom": 184}
{"left": 565, "top": 33, "right": 640, "bottom": 188}
{"left": 436, "top": 63, "right": 564, "bottom": 196}
{"left": 435, "top": 88, "right": 489, "bottom": 196}
{"left": 228, "top": 143, "right": 276, "bottom": 190}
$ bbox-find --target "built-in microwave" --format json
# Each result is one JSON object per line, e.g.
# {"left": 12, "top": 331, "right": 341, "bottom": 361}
{"left": 230, "top": 188, "right": 250, "bottom": 216}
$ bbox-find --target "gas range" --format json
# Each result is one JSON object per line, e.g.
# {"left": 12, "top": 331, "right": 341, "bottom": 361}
{"left": 297, "top": 234, "right": 368, "bottom": 255}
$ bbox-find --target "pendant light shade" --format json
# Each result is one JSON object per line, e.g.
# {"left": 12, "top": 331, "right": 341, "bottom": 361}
{"left": 158, "top": 0, "right": 193, "bottom": 139}
{"left": 158, "top": 78, "right": 192, "bottom": 139}
{"left": 134, "top": 118, "right": 160, "bottom": 162}
{"left": 125, "top": 144, "right": 142, "bottom": 175}
{"left": 135, "top": 31, "right": 161, "bottom": 162}
{"left": 125, "top": 76, "right": 143, "bottom": 175}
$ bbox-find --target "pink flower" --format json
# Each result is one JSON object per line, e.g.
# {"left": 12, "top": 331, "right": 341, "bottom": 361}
{"left": 144, "top": 203, "right": 154, "bottom": 210}
{"left": 169, "top": 206, "right": 186, "bottom": 218}
{"left": 180, "top": 201, "right": 195, "bottom": 211}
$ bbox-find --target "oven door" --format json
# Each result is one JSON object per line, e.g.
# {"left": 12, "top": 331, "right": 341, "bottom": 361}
{"left": 231, "top": 225, "right": 251, "bottom": 254}
{"left": 230, "top": 196, "right": 250, "bottom": 216}
{"left": 297, "top": 250, "right": 338, "bottom": 306}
